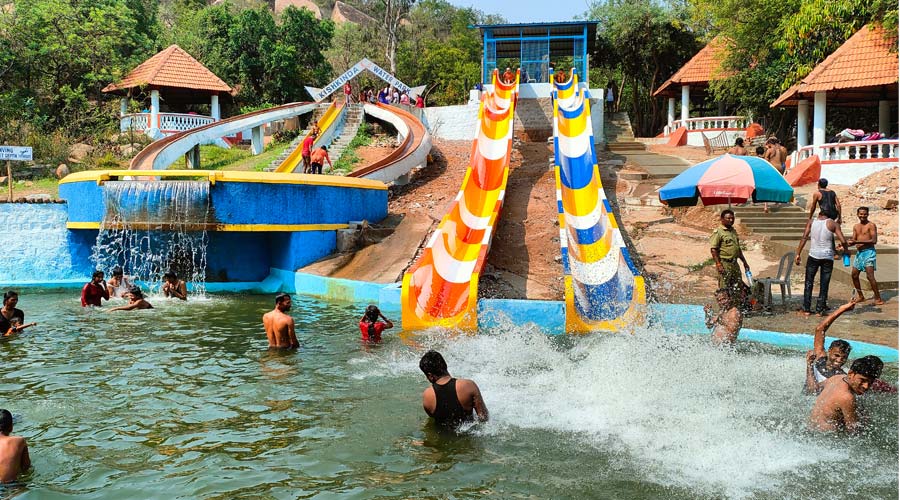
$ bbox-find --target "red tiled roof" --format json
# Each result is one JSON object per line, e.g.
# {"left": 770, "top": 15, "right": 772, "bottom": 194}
{"left": 772, "top": 24, "right": 898, "bottom": 107}
{"left": 653, "top": 36, "right": 731, "bottom": 97}
{"left": 102, "top": 45, "right": 232, "bottom": 94}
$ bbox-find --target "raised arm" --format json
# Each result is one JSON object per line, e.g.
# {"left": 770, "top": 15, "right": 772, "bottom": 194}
{"left": 813, "top": 301, "right": 856, "bottom": 356}
{"left": 380, "top": 312, "right": 394, "bottom": 329}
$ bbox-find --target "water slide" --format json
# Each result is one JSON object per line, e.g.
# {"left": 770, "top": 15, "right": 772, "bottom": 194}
{"left": 274, "top": 102, "right": 342, "bottom": 173}
{"left": 552, "top": 71, "right": 646, "bottom": 333}
{"left": 401, "top": 70, "right": 519, "bottom": 330}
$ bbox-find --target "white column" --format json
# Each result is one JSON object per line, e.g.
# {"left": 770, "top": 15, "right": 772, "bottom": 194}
{"left": 797, "top": 99, "right": 809, "bottom": 148}
{"left": 681, "top": 85, "right": 690, "bottom": 122}
{"left": 878, "top": 100, "right": 890, "bottom": 134}
{"left": 812, "top": 91, "right": 826, "bottom": 146}
{"left": 211, "top": 94, "right": 221, "bottom": 121}
{"left": 120, "top": 98, "right": 128, "bottom": 117}
{"left": 667, "top": 97, "right": 675, "bottom": 128}
{"left": 251, "top": 125, "right": 264, "bottom": 155}
{"left": 150, "top": 89, "right": 160, "bottom": 130}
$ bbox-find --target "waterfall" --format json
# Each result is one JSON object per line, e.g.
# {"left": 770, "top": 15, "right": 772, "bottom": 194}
{"left": 91, "top": 180, "right": 212, "bottom": 295}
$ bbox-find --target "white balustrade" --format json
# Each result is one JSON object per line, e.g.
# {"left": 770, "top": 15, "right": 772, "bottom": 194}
{"left": 120, "top": 113, "right": 215, "bottom": 136}
{"left": 796, "top": 140, "right": 899, "bottom": 163}
{"left": 666, "top": 116, "right": 748, "bottom": 135}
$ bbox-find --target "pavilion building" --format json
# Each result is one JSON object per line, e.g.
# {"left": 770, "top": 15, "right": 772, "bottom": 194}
{"left": 771, "top": 24, "right": 898, "bottom": 185}
{"left": 652, "top": 36, "right": 748, "bottom": 146}
{"left": 103, "top": 45, "right": 234, "bottom": 140}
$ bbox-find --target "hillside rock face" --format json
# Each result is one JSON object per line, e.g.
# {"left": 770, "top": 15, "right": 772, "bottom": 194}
{"left": 273, "top": 0, "right": 321, "bottom": 17}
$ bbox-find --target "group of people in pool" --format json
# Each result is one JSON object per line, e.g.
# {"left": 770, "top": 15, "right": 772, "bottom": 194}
{"left": 262, "top": 296, "right": 489, "bottom": 430}
{"left": 78, "top": 267, "right": 188, "bottom": 312}
{"left": 706, "top": 287, "right": 895, "bottom": 433}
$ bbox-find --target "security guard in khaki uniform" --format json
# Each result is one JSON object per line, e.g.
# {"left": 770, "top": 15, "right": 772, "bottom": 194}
{"left": 709, "top": 209, "right": 750, "bottom": 303}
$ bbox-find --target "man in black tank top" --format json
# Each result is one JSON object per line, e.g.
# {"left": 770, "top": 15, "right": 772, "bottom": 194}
{"left": 808, "top": 178, "right": 842, "bottom": 222}
{"left": 419, "top": 351, "right": 489, "bottom": 429}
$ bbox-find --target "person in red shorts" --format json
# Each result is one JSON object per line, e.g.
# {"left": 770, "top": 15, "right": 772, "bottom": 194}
{"left": 359, "top": 305, "right": 393, "bottom": 342}
{"left": 81, "top": 270, "right": 110, "bottom": 307}
{"left": 301, "top": 132, "right": 317, "bottom": 173}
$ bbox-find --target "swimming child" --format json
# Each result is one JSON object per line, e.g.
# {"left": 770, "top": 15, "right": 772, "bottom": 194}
{"left": 108, "top": 287, "right": 153, "bottom": 312}
{"left": 3, "top": 318, "right": 37, "bottom": 337}
{"left": 359, "top": 305, "right": 393, "bottom": 342}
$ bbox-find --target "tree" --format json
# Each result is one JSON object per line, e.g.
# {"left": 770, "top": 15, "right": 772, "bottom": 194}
{"left": 588, "top": 0, "right": 701, "bottom": 136}
{"left": 365, "top": 0, "right": 414, "bottom": 72}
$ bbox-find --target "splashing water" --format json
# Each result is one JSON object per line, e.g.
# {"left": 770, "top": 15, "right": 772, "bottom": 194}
{"left": 362, "top": 318, "right": 898, "bottom": 499}
{"left": 91, "top": 180, "right": 210, "bottom": 295}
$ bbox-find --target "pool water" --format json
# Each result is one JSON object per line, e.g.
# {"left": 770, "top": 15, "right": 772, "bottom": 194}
{"left": 2, "top": 292, "right": 897, "bottom": 499}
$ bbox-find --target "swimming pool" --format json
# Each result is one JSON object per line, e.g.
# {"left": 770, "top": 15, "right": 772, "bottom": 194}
{"left": 3, "top": 292, "right": 897, "bottom": 498}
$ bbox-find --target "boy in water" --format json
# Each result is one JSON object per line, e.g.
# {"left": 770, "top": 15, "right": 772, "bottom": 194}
{"left": 804, "top": 301, "right": 855, "bottom": 394}
{"left": 704, "top": 288, "right": 743, "bottom": 345}
{"left": 848, "top": 206, "right": 883, "bottom": 305}
{"left": 419, "top": 351, "right": 488, "bottom": 429}
{"left": 106, "top": 267, "right": 132, "bottom": 298}
{"left": 81, "top": 270, "right": 109, "bottom": 307}
{"left": 263, "top": 293, "right": 298, "bottom": 350}
{"left": 0, "top": 409, "right": 31, "bottom": 483}
{"left": 809, "top": 355, "right": 884, "bottom": 434}
{"left": 162, "top": 271, "right": 188, "bottom": 301}
{"left": 108, "top": 287, "right": 153, "bottom": 312}
{"left": 358, "top": 305, "right": 393, "bottom": 342}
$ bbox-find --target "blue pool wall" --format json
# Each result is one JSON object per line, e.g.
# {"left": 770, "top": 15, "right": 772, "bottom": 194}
{"left": 60, "top": 179, "right": 388, "bottom": 227}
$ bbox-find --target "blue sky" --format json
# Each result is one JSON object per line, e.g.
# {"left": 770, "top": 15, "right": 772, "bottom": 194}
{"left": 447, "top": 0, "right": 594, "bottom": 23}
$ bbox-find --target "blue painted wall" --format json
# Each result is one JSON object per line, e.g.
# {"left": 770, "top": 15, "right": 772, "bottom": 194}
{"left": 60, "top": 180, "right": 388, "bottom": 226}
{"left": 206, "top": 232, "right": 271, "bottom": 282}
{"left": 0, "top": 204, "right": 93, "bottom": 284}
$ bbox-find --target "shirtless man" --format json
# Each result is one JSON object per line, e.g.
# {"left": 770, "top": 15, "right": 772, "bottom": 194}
{"left": 704, "top": 288, "right": 743, "bottom": 345}
{"left": 804, "top": 301, "right": 854, "bottom": 394}
{"left": 727, "top": 137, "right": 748, "bottom": 156}
{"left": 419, "top": 350, "right": 488, "bottom": 429}
{"left": 162, "top": 271, "right": 188, "bottom": 301}
{"left": 263, "top": 293, "right": 298, "bottom": 350}
{"left": 0, "top": 409, "right": 31, "bottom": 483}
{"left": 809, "top": 355, "right": 883, "bottom": 433}
{"left": 108, "top": 287, "right": 153, "bottom": 312}
{"left": 848, "top": 206, "right": 883, "bottom": 305}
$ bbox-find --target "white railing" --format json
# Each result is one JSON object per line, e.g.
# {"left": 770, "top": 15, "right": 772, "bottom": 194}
{"left": 665, "top": 116, "right": 747, "bottom": 135}
{"left": 796, "top": 140, "right": 900, "bottom": 163}
{"left": 120, "top": 113, "right": 216, "bottom": 135}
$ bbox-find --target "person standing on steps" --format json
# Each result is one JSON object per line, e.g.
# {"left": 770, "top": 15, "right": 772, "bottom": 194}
{"left": 796, "top": 212, "right": 848, "bottom": 316}
{"left": 709, "top": 209, "right": 750, "bottom": 305}
{"left": 301, "top": 132, "right": 317, "bottom": 174}
{"left": 309, "top": 145, "right": 332, "bottom": 175}
{"left": 808, "top": 178, "right": 842, "bottom": 223}
{"left": 419, "top": 351, "right": 488, "bottom": 429}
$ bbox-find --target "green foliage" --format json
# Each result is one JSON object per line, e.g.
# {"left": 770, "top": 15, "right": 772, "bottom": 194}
{"left": 333, "top": 122, "right": 373, "bottom": 173}
{"left": 588, "top": 0, "right": 701, "bottom": 136}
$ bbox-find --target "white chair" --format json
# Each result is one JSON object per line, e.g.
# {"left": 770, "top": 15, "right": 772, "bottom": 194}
{"left": 758, "top": 251, "right": 795, "bottom": 308}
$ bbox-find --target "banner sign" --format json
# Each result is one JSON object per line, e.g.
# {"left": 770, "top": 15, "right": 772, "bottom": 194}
{"left": 305, "top": 58, "right": 414, "bottom": 102}
{"left": 0, "top": 146, "right": 33, "bottom": 161}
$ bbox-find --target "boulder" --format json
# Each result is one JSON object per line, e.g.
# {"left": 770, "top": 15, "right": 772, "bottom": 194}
{"left": 56, "top": 163, "right": 70, "bottom": 179}
{"left": 119, "top": 144, "right": 140, "bottom": 157}
{"left": 68, "top": 143, "right": 94, "bottom": 163}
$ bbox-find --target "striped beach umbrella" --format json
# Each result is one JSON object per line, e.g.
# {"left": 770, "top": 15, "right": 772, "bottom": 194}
{"left": 659, "top": 154, "right": 794, "bottom": 207}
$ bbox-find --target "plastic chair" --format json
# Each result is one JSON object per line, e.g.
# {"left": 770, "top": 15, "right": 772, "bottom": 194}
{"left": 758, "top": 251, "right": 795, "bottom": 308}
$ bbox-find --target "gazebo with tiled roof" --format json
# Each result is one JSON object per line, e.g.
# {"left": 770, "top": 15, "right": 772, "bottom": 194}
{"left": 653, "top": 36, "right": 735, "bottom": 131}
{"left": 771, "top": 24, "right": 898, "bottom": 150}
{"left": 103, "top": 44, "right": 233, "bottom": 139}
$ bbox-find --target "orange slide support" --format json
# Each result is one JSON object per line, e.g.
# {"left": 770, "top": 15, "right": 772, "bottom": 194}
{"left": 401, "top": 70, "right": 519, "bottom": 330}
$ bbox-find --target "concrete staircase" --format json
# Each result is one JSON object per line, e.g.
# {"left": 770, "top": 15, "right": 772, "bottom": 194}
{"left": 605, "top": 112, "right": 645, "bottom": 153}
{"left": 267, "top": 103, "right": 332, "bottom": 172}
{"left": 328, "top": 104, "right": 364, "bottom": 166}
